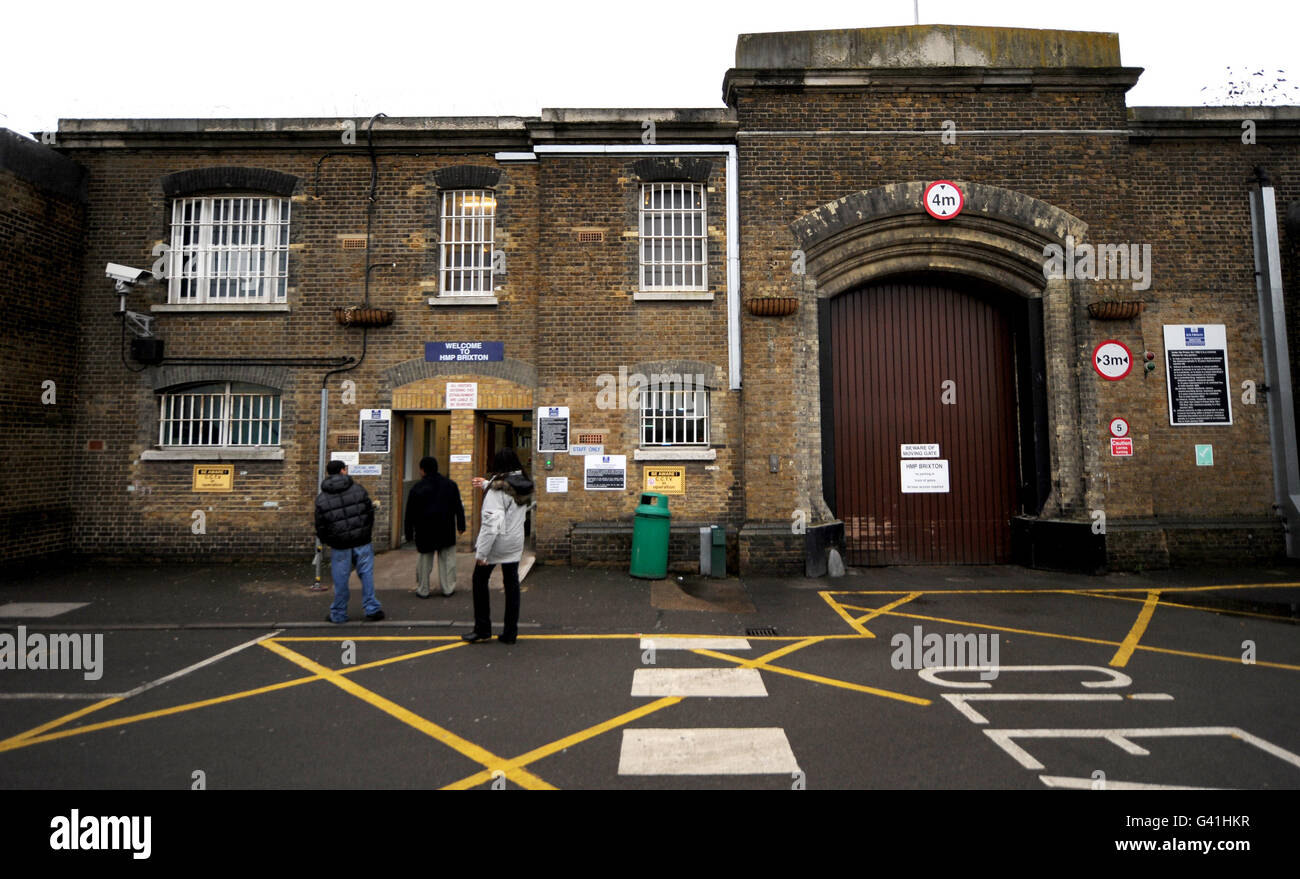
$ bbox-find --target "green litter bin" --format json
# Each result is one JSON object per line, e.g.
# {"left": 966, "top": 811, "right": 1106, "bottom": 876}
{"left": 630, "top": 492, "right": 671, "bottom": 579}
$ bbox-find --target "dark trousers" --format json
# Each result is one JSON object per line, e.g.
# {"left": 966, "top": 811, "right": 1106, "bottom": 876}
{"left": 471, "top": 561, "right": 520, "bottom": 639}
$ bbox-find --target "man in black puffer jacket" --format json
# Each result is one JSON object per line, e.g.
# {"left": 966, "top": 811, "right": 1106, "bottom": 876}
{"left": 404, "top": 456, "right": 466, "bottom": 597}
{"left": 315, "top": 460, "right": 385, "bottom": 624}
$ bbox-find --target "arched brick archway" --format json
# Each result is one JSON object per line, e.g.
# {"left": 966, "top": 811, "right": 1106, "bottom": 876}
{"left": 790, "top": 182, "right": 1090, "bottom": 561}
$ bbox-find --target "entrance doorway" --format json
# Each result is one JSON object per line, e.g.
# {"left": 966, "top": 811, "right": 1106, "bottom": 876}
{"left": 390, "top": 408, "right": 533, "bottom": 551}
{"left": 821, "top": 275, "right": 1031, "bottom": 564}
{"left": 392, "top": 412, "right": 452, "bottom": 549}
{"left": 472, "top": 410, "right": 534, "bottom": 544}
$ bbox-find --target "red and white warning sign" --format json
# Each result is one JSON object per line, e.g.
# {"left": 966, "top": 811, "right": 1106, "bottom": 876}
{"left": 1111, "top": 437, "right": 1133, "bottom": 457}
{"left": 1092, "top": 340, "right": 1133, "bottom": 381}
{"left": 923, "top": 180, "right": 964, "bottom": 220}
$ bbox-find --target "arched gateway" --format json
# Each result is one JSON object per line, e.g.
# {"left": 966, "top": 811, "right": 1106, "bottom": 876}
{"left": 793, "top": 181, "right": 1089, "bottom": 565}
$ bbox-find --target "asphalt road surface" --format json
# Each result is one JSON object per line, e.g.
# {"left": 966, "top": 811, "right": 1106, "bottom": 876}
{"left": 3, "top": 563, "right": 1297, "bottom": 792}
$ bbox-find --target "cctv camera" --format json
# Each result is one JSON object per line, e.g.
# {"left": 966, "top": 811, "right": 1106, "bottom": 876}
{"left": 106, "top": 263, "right": 148, "bottom": 284}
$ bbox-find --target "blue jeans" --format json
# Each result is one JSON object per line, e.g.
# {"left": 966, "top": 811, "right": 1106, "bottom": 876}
{"left": 329, "top": 544, "right": 382, "bottom": 622}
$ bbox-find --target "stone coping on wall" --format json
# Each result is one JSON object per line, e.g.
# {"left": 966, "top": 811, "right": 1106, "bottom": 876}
{"left": 139, "top": 448, "right": 286, "bottom": 461}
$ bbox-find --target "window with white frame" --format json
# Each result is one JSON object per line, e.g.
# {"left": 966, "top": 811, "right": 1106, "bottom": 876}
{"left": 158, "top": 382, "right": 282, "bottom": 447}
{"left": 641, "top": 384, "right": 709, "bottom": 446}
{"left": 167, "top": 197, "right": 290, "bottom": 304}
{"left": 640, "top": 183, "right": 707, "bottom": 291}
{"left": 439, "top": 189, "right": 496, "bottom": 294}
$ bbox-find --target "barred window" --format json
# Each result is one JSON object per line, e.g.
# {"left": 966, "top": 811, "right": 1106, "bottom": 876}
{"left": 641, "top": 386, "right": 709, "bottom": 446}
{"left": 159, "top": 382, "right": 282, "bottom": 447}
{"left": 640, "top": 183, "right": 706, "bottom": 291}
{"left": 440, "top": 189, "right": 496, "bottom": 294}
{"left": 167, "top": 197, "right": 290, "bottom": 303}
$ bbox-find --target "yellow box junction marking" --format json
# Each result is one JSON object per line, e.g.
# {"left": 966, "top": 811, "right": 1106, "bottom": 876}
{"left": 0, "top": 640, "right": 468, "bottom": 754}
{"left": 1109, "top": 591, "right": 1161, "bottom": 667}
{"left": 260, "top": 639, "right": 556, "bottom": 790}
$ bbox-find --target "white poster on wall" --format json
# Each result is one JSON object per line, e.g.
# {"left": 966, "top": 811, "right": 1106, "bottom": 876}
{"left": 584, "top": 454, "right": 626, "bottom": 490}
{"left": 446, "top": 382, "right": 478, "bottom": 410}
{"left": 359, "top": 409, "right": 391, "bottom": 454}
{"left": 330, "top": 452, "right": 360, "bottom": 468}
{"left": 1164, "top": 324, "right": 1232, "bottom": 426}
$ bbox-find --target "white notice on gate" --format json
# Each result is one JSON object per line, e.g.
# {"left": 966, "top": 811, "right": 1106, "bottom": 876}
{"left": 901, "top": 459, "right": 950, "bottom": 493}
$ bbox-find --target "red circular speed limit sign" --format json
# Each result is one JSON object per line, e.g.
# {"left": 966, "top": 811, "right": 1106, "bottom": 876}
{"left": 1092, "top": 340, "right": 1133, "bottom": 380}
{"left": 1109, "top": 417, "right": 1129, "bottom": 438}
{"left": 923, "top": 180, "right": 964, "bottom": 220}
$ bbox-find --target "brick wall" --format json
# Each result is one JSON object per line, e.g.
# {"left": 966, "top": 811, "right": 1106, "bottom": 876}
{"left": 0, "top": 131, "right": 85, "bottom": 564}
{"left": 55, "top": 133, "right": 743, "bottom": 564}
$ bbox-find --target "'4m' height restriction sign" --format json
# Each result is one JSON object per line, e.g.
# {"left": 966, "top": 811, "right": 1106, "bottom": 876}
{"left": 923, "top": 180, "right": 964, "bottom": 220}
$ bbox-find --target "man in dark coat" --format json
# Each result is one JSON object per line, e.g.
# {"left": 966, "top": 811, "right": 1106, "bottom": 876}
{"left": 315, "top": 460, "right": 384, "bottom": 623}
{"left": 404, "top": 456, "right": 466, "bottom": 597}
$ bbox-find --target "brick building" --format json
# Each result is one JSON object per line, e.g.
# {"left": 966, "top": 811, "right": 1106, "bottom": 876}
{"left": 3, "top": 25, "right": 1298, "bottom": 574}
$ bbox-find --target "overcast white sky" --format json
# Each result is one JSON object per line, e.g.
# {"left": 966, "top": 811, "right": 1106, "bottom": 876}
{"left": 3, "top": 0, "right": 1297, "bottom": 138}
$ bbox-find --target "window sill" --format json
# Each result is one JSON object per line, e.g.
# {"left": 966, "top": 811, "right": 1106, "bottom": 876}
{"left": 633, "top": 448, "right": 717, "bottom": 461}
{"left": 427, "top": 295, "right": 499, "bottom": 307}
{"left": 152, "top": 303, "right": 290, "bottom": 313}
{"left": 634, "top": 291, "right": 714, "bottom": 302}
{"left": 140, "top": 448, "right": 286, "bottom": 461}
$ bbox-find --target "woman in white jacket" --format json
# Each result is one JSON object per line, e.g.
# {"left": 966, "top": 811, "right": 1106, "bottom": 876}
{"left": 462, "top": 449, "right": 535, "bottom": 645}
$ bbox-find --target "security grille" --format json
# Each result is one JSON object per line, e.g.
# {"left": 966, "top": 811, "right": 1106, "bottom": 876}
{"left": 440, "top": 189, "right": 496, "bottom": 294}
{"left": 159, "top": 383, "right": 281, "bottom": 446}
{"left": 168, "top": 197, "right": 290, "bottom": 303}
{"left": 641, "top": 387, "right": 708, "bottom": 446}
{"left": 640, "top": 183, "right": 706, "bottom": 290}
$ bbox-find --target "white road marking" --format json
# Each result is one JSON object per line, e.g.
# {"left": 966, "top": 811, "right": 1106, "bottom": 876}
{"left": 639, "top": 637, "right": 751, "bottom": 651}
{"left": 0, "top": 602, "right": 90, "bottom": 618}
{"left": 919, "top": 665, "right": 1133, "bottom": 690}
{"left": 618, "top": 728, "right": 799, "bottom": 775}
{"left": 941, "top": 692, "right": 1127, "bottom": 724}
{"left": 984, "top": 726, "right": 1300, "bottom": 772}
{"left": 118, "top": 630, "right": 284, "bottom": 699}
{"left": 631, "top": 668, "right": 768, "bottom": 697}
{"left": 0, "top": 692, "right": 127, "bottom": 700}
{"left": 1127, "top": 693, "right": 1175, "bottom": 700}
{"left": 0, "top": 632, "right": 281, "bottom": 703}
{"left": 1039, "top": 775, "right": 1224, "bottom": 790}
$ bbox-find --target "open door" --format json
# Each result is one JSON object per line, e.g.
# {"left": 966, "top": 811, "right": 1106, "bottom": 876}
{"left": 389, "top": 411, "right": 407, "bottom": 550}
{"left": 472, "top": 411, "right": 489, "bottom": 543}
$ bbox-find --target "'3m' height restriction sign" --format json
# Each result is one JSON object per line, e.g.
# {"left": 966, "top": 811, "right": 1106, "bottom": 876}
{"left": 1092, "top": 340, "right": 1133, "bottom": 380}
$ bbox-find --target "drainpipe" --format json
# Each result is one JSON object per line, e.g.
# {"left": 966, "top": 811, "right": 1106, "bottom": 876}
{"left": 313, "top": 113, "right": 387, "bottom": 586}
{"left": 529, "top": 143, "right": 742, "bottom": 390}
{"left": 1248, "top": 166, "right": 1300, "bottom": 557}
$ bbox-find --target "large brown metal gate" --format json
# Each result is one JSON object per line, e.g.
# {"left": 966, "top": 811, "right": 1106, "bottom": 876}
{"left": 827, "top": 278, "right": 1019, "bottom": 564}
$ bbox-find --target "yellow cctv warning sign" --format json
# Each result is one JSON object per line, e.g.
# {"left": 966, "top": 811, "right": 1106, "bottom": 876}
{"left": 644, "top": 467, "right": 685, "bottom": 495}
{"left": 193, "top": 465, "right": 234, "bottom": 492}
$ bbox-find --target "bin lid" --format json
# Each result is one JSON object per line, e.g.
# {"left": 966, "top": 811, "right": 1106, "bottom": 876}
{"left": 636, "top": 492, "right": 671, "bottom": 516}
